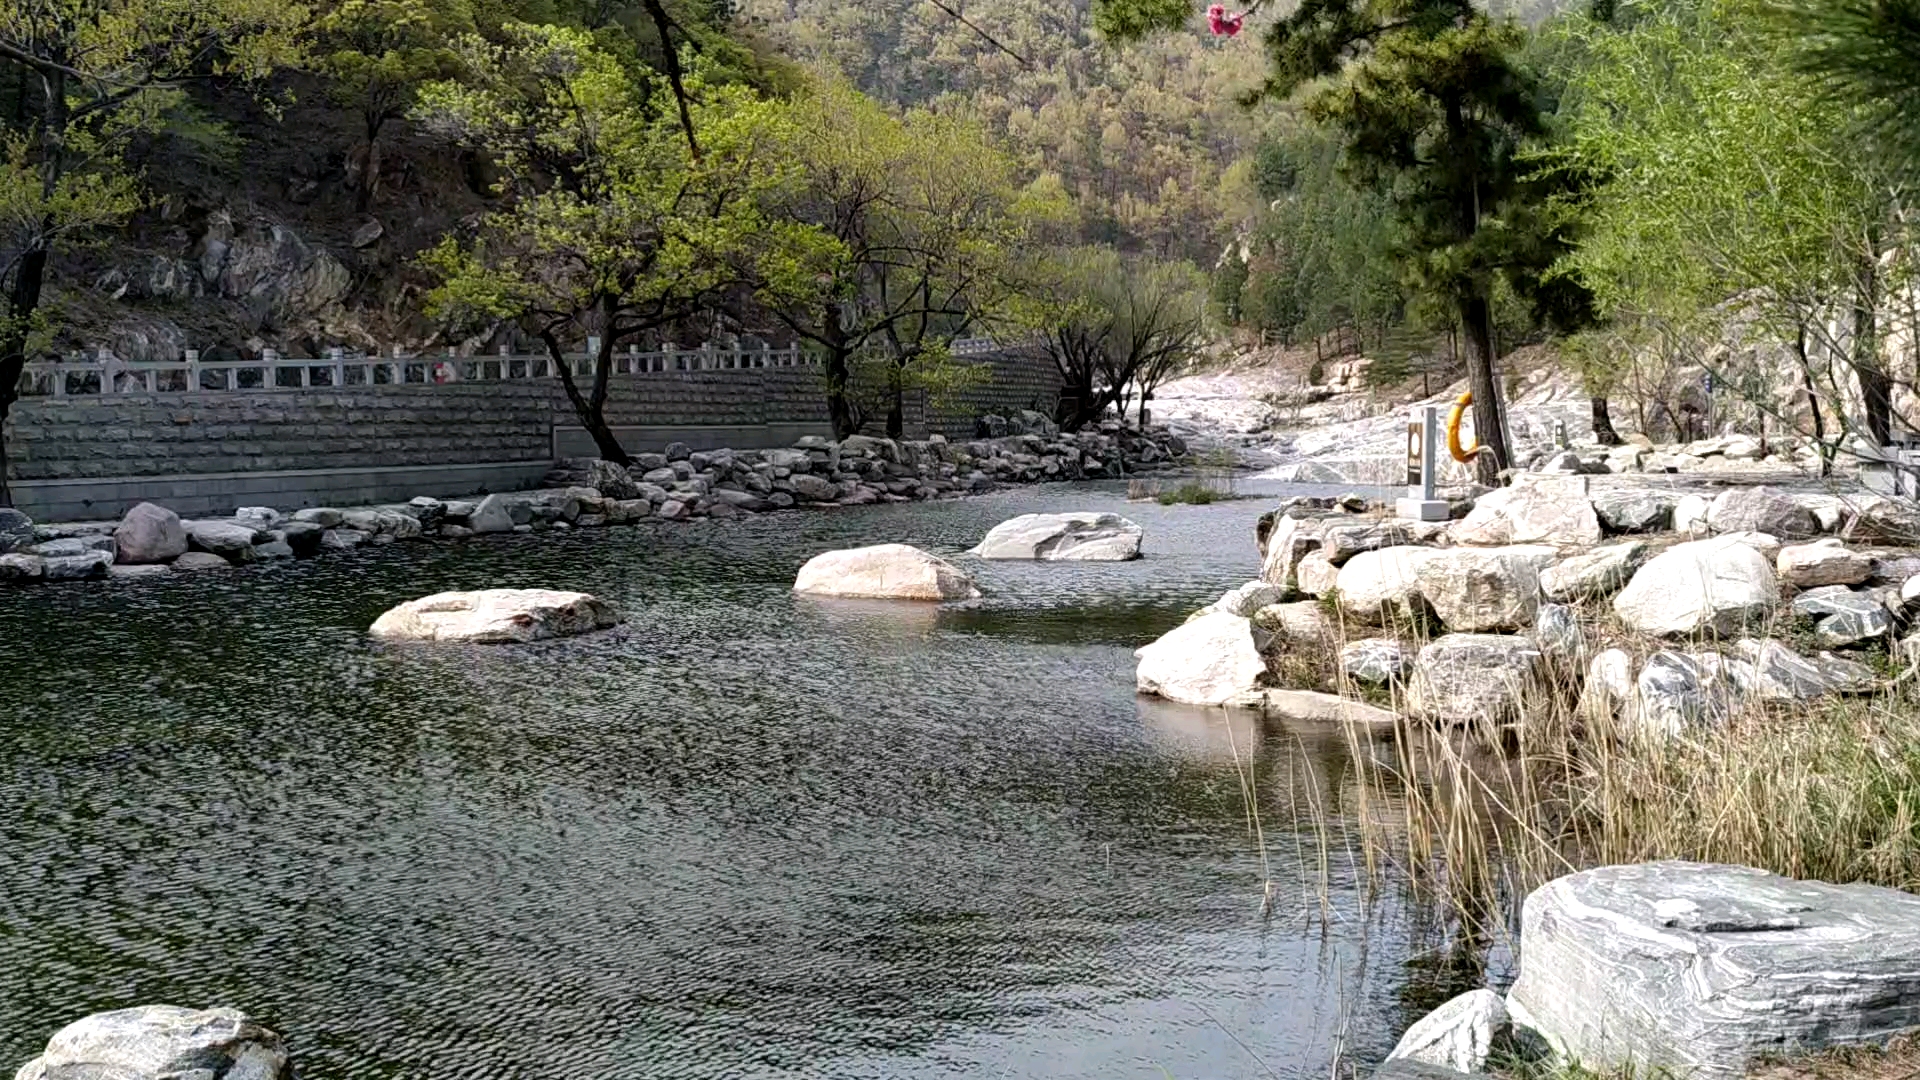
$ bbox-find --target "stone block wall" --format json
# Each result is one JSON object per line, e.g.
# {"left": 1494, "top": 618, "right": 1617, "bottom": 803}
{"left": 3, "top": 349, "right": 1065, "bottom": 519}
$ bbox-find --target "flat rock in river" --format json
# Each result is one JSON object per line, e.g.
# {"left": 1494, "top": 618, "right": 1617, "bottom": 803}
{"left": 969, "top": 512, "right": 1142, "bottom": 561}
{"left": 370, "top": 589, "right": 622, "bottom": 643}
{"left": 793, "top": 544, "right": 980, "bottom": 601}
{"left": 12, "top": 1004, "right": 294, "bottom": 1080}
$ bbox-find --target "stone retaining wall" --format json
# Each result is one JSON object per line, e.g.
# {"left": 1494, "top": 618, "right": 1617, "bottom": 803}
{"left": 4, "top": 351, "right": 1066, "bottom": 521}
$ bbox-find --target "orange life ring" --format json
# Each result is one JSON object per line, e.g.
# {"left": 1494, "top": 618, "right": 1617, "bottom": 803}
{"left": 1447, "top": 391, "right": 1484, "bottom": 463}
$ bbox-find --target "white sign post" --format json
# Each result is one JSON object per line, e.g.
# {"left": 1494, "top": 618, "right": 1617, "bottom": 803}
{"left": 1397, "top": 404, "right": 1450, "bottom": 522}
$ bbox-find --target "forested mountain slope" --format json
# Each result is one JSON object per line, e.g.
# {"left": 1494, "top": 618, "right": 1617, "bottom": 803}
{"left": 740, "top": 0, "right": 1275, "bottom": 263}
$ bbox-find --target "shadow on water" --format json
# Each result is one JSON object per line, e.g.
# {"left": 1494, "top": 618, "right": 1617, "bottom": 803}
{"left": 0, "top": 483, "right": 1470, "bottom": 1079}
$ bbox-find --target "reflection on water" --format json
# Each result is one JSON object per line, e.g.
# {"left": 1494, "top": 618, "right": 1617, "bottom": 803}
{"left": 0, "top": 482, "right": 1445, "bottom": 1079}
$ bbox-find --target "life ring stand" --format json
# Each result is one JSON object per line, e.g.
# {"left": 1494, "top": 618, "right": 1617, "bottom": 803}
{"left": 1447, "top": 391, "right": 1484, "bottom": 464}
{"left": 432, "top": 361, "right": 453, "bottom": 384}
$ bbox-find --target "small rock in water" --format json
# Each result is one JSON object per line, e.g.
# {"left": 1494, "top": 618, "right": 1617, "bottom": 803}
{"left": 370, "top": 589, "right": 622, "bottom": 643}
{"left": 969, "top": 512, "right": 1144, "bottom": 561}
{"left": 1135, "top": 610, "right": 1271, "bottom": 707}
{"left": 11, "top": 1004, "right": 294, "bottom": 1080}
{"left": 114, "top": 502, "right": 188, "bottom": 564}
{"left": 1388, "top": 988, "right": 1509, "bottom": 1075}
{"left": 793, "top": 544, "right": 979, "bottom": 601}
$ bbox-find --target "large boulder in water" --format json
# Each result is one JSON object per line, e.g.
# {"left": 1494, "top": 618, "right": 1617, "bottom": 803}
{"left": 1135, "top": 610, "right": 1271, "bottom": 707}
{"left": 969, "top": 512, "right": 1143, "bottom": 561}
{"left": 1506, "top": 861, "right": 1920, "bottom": 1080}
{"left": 793, "top": 543, "right": 980, "bottom": 600}
{"left": 370, "top": 589, "right": 622, "bottom": 643}
{"left": 12, "top": 1005, "right": 293, "bottom": 1080}
{"left": 1613, "top": 537, "right": 1777, "bottom": 637}
{"left": 113, "top": 502, "right": 188, "bottom": 564}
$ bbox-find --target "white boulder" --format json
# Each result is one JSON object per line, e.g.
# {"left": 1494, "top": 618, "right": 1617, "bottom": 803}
{"left": 1453, "top": 475, "right": 1602, "bottom": 548}
{"left": 1388, "top": 989, "right": 1509, "bottom": 1075}
{"left": 1135, "top": 611, "right": 1271, "bottom": 707}
{"left": 793, "top": 544, "right": 980, "bottom": 601}
{"left": 12, "top": 1005, "right": 293, "bottom": 1080}
{"left": 970, "top": 512, "right": 1142, "bottom": 561}
{"left": 1705, "top": 487, "right": 1817, "bottom": 539}
{"left": 1613, "top": 538, "right": 1777, "bottom": 637}
{"left": 1506, "top": 861, "right": 1920, "bottom": 1080}
{"left": 1413, "top": 545, "right": 1555, "bottom": 633}
{"left": 1259, "top": 514, "right": 1320, "bottom": 592}
{"left": 369, "top": 589, "right": 622, "bottom": 643}
{"left": 1337, "top": 547, "right": 1437, "bottom": 624}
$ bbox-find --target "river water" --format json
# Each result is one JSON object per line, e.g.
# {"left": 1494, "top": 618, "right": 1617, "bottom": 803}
{"left": 0, "top": 482, "right": 1464, "bottom": 1079}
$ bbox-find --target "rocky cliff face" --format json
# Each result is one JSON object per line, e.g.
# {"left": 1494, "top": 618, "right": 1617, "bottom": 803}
{"left": 42, "top": 75, "right": 497, "bottom": 363}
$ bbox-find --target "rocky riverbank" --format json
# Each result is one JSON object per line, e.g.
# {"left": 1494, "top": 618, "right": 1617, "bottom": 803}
{"left": 1135, "top": 472, "right": 1920, "bottom": 727}
{"left": 0, "top": 420, "right": 1186, "bottom": 585}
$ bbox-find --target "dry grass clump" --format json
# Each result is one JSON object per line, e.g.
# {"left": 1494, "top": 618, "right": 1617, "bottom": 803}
{"left": 1488, "top": 1034, "right": 1920, "bottom": 1079}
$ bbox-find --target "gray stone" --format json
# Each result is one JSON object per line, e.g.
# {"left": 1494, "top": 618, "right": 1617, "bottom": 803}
{"left": 371, "top": 588, "right": 622, "bottom": 643}
{"left": 794, "top": 544, "right": 979, "bottom": 602}
{"left": 1815, "top": 604, "right": 1893, "bottom": 648}
{"left": 0, "top": 507, "right": 34, "bottom": 553}
{"left": 1258, "top": 514, "right": 1320, "bottom": 593}
{"left": 1251, "top": 600, "right": 1331, "bottom": 643}
{"left": 1295, "top": 550, "right": 1339, "bottom": 597}
{"left": 468, "top": 494, "right": 515, "bottom": 535}
{"left": 234, "top": 505, "right": 283, "bottom": 528}
{"left": 170, "top": 551, "right": 233, "bottom": 571}
{"left": 1414, "top": 546, "right": 1555, "bottom": 633}
{"left": 1506, "top": 861, "right": 1920, "bottom": 1080}
{"left": 664, "top": 441, "right": 692, "bottom": 461}
{"left": 1632, "top": 651, "right": 1734, "bottom": 738}
{"left": 1388, "top": 989, "right": 1509, "bottom": 1075}
{"left": 1614, "top": 538, "right": 1777, "bottom": 637}
{"left": 279, "top": 521, "right": 324, "bottom": 557}
{"left": 0, "top": 552, "right": 46, "bottom": 581}
{"left": 1673, "top": 493, "right": 1711, "bottom": 535}
{"left": 114, "top": 502, "right": 187, "bottom": 564}
{"left": 1777, "top": 538, "right": 1872, "bottom": 587}
{"left": 253, "top": 540, "right": 295, "bottom": 560}
{"left": 1729, "top": 639, "right": 1871, "bottom": 702}
{"left": 405, "top": 496, "right": 447, "bottom": 530}
{"left": 1341, "top": 637, "right": 1414, "bottom": 686}
{"left": 35, "top": 536, "right": 115, "bottom": 559}
{"left": 1209, "top": 581, "right": 1288, "bottom": 619}
{"left": 10, "top": 1004, "right": 293, "bottom": 1080}
{"left": 1408, "top": 634, "right": 1547, "bottom": 728}
{"left": 319, "top": 529, "right": 369, "bottom": 553}
{"left": 290, "top": 507, "right": 344, "bottom": 527}
{"left": 1135, "top": 611, "right": 1272, "bottom": 707}
{"left": 109, "top": 563, "right": 170, "bottom": 579}
{"left": 642, "top": 467, "right": 677, "bottom": 485}
{"left": 438, "top": 524, "right": 475, "bottom": 539}
{"left": 41, "top": 552, "right": 112, "bottom": 581}
{"left": 789, "top": 474, "right": 839, "bottom": 502}
{"left": 1578, "top": 647, "right": 1634, "bottom": 724}
{"left": 1532, "top": 603, "right": 1586, "bottom": 668}
{"left": 1591, "top": 488, "right": 1671, "bottom": 533}
{"left": 443, "top": 501, "right": 477, "bottom": 522}
{"left": 1843, "top": 496, "right": 1920, "bottom": 546}
{"left": 185, "top": 521, "right": 262, "bottom": 563}
{"left": 1791, "top": 583, "right": 1872, "bottom": 618}
{"left": 1705, "top": 487, "right": 1817, "bottom": 539}
{"left": 583, "top": 459, "right": 641, "bottom": 499}
{"left": 1541, "top": 542, "right": 1647, "bottom": 603}
{"left": 1257, "top": 688, "right": 1399, "bottom": 729}
{"left": 968, "top": 512, "right": 1142, "bottom": 561}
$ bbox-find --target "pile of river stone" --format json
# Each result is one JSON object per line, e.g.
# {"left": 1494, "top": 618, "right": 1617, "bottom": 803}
{"left": 1134, "top": 473, "right": 1920, "bottom": 738}
{"left": 0, "top": 425, "right": 1184, "bottom": 586}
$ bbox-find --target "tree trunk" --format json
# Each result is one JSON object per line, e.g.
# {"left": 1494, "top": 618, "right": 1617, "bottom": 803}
{"left": 1795, "top": 323, "right": 1833, "bottom": 479}
{"left": 825, "top": 347, "right": 856, "bottom": 439}
{"left": 1589, "top": 396, "right": 1621, "bottom": 446}
{"left": 1458, "top": 290, "right": 1512, "bottom": 486}
{"left": 1853, "top": 246, "right": 1892, "bottom": 447}
{"left": 0, "top": 245, "right": 49, "bottom": 508}
{"left": 543, "top": 328, "right": 631, "bottom": 466}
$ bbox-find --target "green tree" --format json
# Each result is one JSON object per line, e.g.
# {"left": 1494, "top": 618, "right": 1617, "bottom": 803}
{"left": 0, "top": 0, "right": 306, "bottom": 506}
{"left": 415, "top": 24, "right": 836, "bottom": 464}
{"left": 1021, "top": 246, "right": 1207, "bottom": 431}
{"left": 1547, "top": 0, "right": 1892, "bottom": 462}
{"left": 317, "top": 0, "right": 474, "bottom": 209}
{"left": 762, "top": 77, "right": 1043, "bottom": 439}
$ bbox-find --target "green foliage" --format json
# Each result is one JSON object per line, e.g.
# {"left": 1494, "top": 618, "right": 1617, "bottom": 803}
{"left": 319, "top": 0, "right": 475, "bottom": 140}
{"left": 414, "top": 24, "right": 838, "bottom": 459}
{"left": 1773, "top": 0, "right": 1920, "bottom": 180}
